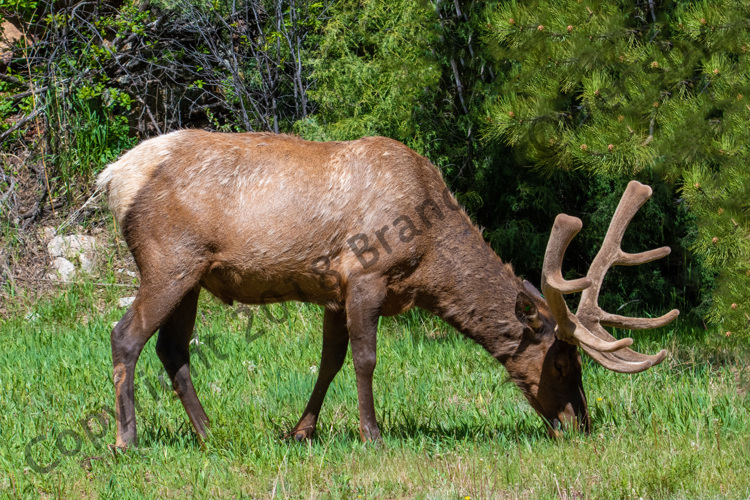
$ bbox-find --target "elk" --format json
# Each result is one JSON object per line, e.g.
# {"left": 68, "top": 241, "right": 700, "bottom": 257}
{"left": 97, "top": 130, "right": 678, "bottom": 447}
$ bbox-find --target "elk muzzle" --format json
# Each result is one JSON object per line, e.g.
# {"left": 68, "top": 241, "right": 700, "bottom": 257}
{"left": 547, "top": 399, "right": 591, "bottom": 438}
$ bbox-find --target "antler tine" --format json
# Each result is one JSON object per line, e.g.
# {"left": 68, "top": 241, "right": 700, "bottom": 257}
{"left": 618, "top": 247, "right": 671, "bottom": 266}
{"left": 600, "top": 309, "right": 679, "bottom": 329}
{"left": 576, "top": 316, "right": 668, "bottom": 372}
{"left": 542, "top": 214, "right": 593, "bottom": 294}
{"left": 541, "top": 215, "right": 590, "bottom": 342}
{"left": 582, "top": 345, "right": 667, "bottom": 373}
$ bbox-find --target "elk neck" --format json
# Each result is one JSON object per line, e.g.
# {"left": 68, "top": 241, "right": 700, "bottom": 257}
{"left": 415, "top": 216, "right": 526, "bottom": 361}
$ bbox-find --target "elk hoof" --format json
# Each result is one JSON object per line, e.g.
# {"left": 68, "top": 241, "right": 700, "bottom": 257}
{"left": 359, "top": 426, "right": 383, "bottom": 444}
{"left": 108, "top": 443, "right": 136, "bottom": 455}
{"left": 289, "top": 425, "right": 315, "bottom": 442}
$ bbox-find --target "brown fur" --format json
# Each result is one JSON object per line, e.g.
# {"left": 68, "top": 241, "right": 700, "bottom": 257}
{"left": 99, "top": 130, "right": 592, "bottom": 446}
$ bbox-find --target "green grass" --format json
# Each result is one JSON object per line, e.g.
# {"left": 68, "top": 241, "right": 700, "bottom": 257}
{"left": 0, "top": 280, "right": 749, "bottom": 498}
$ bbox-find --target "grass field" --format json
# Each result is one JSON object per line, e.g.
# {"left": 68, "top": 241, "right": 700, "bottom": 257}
{"left": 0, "top": 277, "right": 749, "bottom": 498}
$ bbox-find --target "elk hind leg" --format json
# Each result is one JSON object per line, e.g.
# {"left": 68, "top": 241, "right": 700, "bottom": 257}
{"left": 290, "top": 307, "right": 349, "bottom": 441}
{"left": 111, "top": 262, "right": 205, "bottom": 448}
{"left": 112, "top": 277, "right": 203, "bottom": 448}
{"left": 155, "top": 285, "right": 210, "bottom": 440}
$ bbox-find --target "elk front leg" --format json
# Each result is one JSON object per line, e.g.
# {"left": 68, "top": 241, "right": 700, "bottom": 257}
{"left": 346, "top": 277, "right": 386, "bottom": 442}
{"left": 155, "top": 286, "right": 209, "bottom": 441}
{"left": 290, "top": 307, "right": 349, "bottom": 441}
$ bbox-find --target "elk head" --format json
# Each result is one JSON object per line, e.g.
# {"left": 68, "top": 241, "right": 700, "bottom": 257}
{"left": 507, "top": 181, "right": 679, "bottom": 436}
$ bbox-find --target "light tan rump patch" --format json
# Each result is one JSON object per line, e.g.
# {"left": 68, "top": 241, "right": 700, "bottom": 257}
{"left": 96, "top": 131, "right": 185, "bottom": 227}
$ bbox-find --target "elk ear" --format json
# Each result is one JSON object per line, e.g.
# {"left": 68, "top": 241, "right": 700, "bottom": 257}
{"left": 515, "top": 291, "right": 543, "bottom": 330}
{"left": 522, "top": 280, "right": 544, "bottom": 301}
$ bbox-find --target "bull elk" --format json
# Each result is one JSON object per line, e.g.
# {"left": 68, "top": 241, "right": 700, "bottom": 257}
{"left": 97, "top": 130, "right": 678, "bottom": 447}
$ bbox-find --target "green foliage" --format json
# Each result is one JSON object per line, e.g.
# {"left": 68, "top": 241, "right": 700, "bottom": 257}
{"left": 683, "top": 161, "right": 750, "bottom": 331}
{"left": 484, "top": 0, "right": 749, "bottom": 334}
{"left": 296, "top": 0, "right": 441, "bottom": 143}
{"left": 2, "top": 0, "right": 328, "bottom": 206}
{"left": 0, "top": 0, "right": 35, "bottom": 8}
{"left": 0, "top": 0, "right": 142, "bottom": 204}
{"left": 46, "top": 89, "right": 135, "bottom": 200}
{"left": 167, "top": 0, "right": 329, "bottom": 133}
{"left": 0, "top": 0, "right": 37, "bottom": 21}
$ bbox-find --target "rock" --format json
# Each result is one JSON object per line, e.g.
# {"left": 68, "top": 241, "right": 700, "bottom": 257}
{"left": 48, "top": 234, "right": 97, "bottom": 275}
{"left": 47, "top": 235, "right": 96, "bottom": 259}
{"left": 52, "top": 257, "right": 76, "bottom": 280}
{"left": 116, "top": 268, "right": 137, "bottom": 278}
{"left": 47, "top": 237, "right": 64, "bottom": 258}
{"left": 0, "top": 20, "right": 24, "bottom": 66}
{"left": 42, "top": 227, "right": 57, "bottom": 241}
{"left": 118, "top": 296, "right": 136, "bottom": 308}
{"left": 79, "top": 253, "right": 95, "bottom": 273}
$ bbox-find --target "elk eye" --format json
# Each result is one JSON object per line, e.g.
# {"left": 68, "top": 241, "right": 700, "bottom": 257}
{"left": 515, "top": 291, "right": 542, "bottom": 330}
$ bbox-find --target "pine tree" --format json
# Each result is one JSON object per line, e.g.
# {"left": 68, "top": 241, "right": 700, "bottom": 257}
{"left": 484, "top": 0, "right": 750, "bottom": 335}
